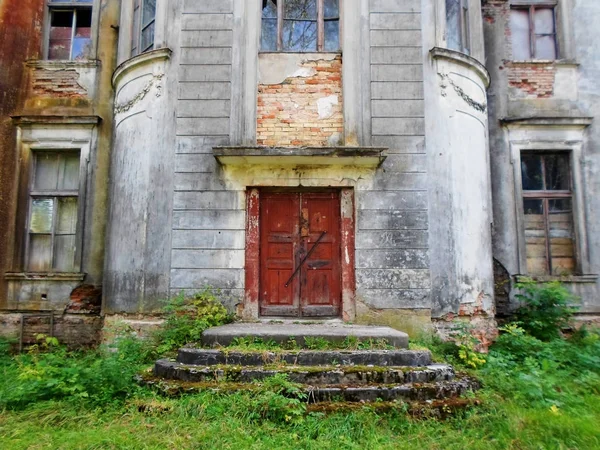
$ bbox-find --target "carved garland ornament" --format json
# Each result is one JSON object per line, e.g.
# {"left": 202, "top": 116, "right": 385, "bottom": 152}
{"left": 114, "top": 73, "right": 164, "bottom": 114}
{"left": 438, "top": 73, "right": 487, "bottom": 113}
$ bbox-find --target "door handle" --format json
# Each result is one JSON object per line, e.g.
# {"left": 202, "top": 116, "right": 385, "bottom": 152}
{"left": 284, "top": 231, "right": 327, "bottom": 287}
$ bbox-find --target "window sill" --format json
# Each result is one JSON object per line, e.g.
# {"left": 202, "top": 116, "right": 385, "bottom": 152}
{"left": 508, "top": 59, "right": 579, "bottom": 67}
{"left": 4, "top": 272, "right": 86, "bottom": 282}
{"left": 515, "top": 274, "right": 598, "bottom": 284}
{"left": 25, "top": 59, "right": 100, "bottom": 69}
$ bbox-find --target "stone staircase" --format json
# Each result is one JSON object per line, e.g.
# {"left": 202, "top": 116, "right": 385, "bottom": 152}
{"left": 149, "top": 324, "right": 479, "bottom": 404}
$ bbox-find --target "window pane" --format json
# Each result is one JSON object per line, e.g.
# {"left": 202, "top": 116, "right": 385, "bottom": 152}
{"left": 58, "top": 154, "right": 80, "bottom": 190}
{"left": 521, "top": 154, "right": 544, "bottom": 190}
{"left": 261, "top": 18, "right": 278, "bottom": 51}
{"left": 48, "top": 10, "right": 73, "bottom": 60}
{"left": 262, "top": 0, "right": 277, "bottom": 19}
{"left": 282, "top": 20, "right": 317, "bottom": 51}
{"left": 535, "top": 35, "right": 556, "bottom": 60}
{"left": 57, "top": 198, "right": 78, "bottom": 234}
{"left": 142, "top": 0, "right": 156, "bottom": 27}
{"left": 285, "top": 0, "right": 317, "bottom": 20}
{"left": 544, "top": 154, "right": 570, "bottom": 191}
{"left": 446, "top": 0, "right": 462, "bottom": 52}
{"left": 35, "top": 154, "right": 59, "bottom": 190}
{"left": 510, "top": 9, "right": 532, "bottom": 60}
{"left": 54, "top": 235, "right": 77, "bottom": 272}
{"left": 549, "top": 199, "right": 575, "bottom": 275}
{"left": 72, "top": 8, "right": 92, "bottom": 60}
{"left": 30, "top": 199, "right": 54, "bottom": 233}
{"left": 524, "top": 198, "right": 548, "bottom": 275}
{"left": 534, "top": 8, "right": 555, "bottom": 35}
{"left": 324, "top": 0, "right": 339, "bottom": 18}
{"left": 141, "top": 22, "right": 155, "bottom": 51}
{"left": 28, "top": 235, "right": 52, "bottom": 271}
{"left": 324, "top": 20, "right": 340, "bottom": 51}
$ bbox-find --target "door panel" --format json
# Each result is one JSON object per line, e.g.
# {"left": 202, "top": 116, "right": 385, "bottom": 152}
{"left": 259, "top": 193, "right": 300, "bottom": 316}
{"left": 259, "top": 191, "right": 341, "bottom": 317}
{"left": 300, "top": 193, "right": 341, "bottom": 317}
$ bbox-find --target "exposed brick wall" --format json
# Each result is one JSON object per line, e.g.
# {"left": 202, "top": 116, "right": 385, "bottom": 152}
{"left": 506, "top": 62, "right": 556, "bottom": 98}
{"left": 31, "top": 68, "right": 87, "bottom": 97}
{"left": 0, "top": 313, "right": 103, "bottom": 349}
{"left": 484, "top": 0, "right": 558, "bottom": 99}
{"left": 257, "top": 56, "right": 343, "bottom": 147}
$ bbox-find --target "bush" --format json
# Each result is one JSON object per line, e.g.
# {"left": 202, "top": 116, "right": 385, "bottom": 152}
{"left": 0, "top": 334, "right": 147, "bottom": 410}
{"left": 514, "top": 279, "right": 579, "bottom": 341}
{"left": 153, "top": 288, "right": 233, "bottom": 354}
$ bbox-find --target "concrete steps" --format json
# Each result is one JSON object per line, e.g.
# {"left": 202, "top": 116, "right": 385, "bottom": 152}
{"left": 150, "top": 347, "right": 479, "bottom": 404}
{"left": 147, "top": 325, "right": 479, "bottom": 405}
{"left": 202, "top": 323, "right": 409, "bottom": 348}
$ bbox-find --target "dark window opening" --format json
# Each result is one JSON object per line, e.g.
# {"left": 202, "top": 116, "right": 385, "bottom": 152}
{"left": 48, "top": 6, "right": 92, "bottom": 60}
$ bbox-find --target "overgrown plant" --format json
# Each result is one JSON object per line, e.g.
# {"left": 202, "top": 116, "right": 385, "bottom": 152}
{"left": 153, "top": 288, "right": 233, "bottom": 355}
{"left": 514, "top": 278, "right": 579, "bottom": 341}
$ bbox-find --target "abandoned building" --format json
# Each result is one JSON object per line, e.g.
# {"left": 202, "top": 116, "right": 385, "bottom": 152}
{"left": 1, "top": 0, "right": 599, "bottom": 347}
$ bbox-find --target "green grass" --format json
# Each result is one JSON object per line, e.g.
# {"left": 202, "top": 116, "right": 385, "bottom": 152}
{"left": 221, "top": 336, "right": 394, "bottom": 352}
{"left": 1, "top": 327, "right": 599, "bottom": 449}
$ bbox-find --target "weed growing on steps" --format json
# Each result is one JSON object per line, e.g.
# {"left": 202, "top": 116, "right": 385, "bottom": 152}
{"left": 153, "top": 288, "right": 234, "bottom": 355}
{"left": 222, "top": 336, "right": 393, "bottom": 352}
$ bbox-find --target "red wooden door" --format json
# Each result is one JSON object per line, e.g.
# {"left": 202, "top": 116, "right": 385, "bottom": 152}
{"left": 259, "top": 191, "right": 341, "bottom": 317}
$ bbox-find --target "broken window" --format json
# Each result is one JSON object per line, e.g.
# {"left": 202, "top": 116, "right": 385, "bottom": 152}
{"left": 27, "top": 152, "right": 81, "bottom": 272}
{"left": 131, "top": 0, "right": 156, "bottom": 56}
{"left": 510, "top": 5, "right": 557, "bottom": 60}
{"left": 446, "top": 0, "right": 470, "bottom": 54}
{"left": 261, "top": 0, "right": 340, "bottom": 52}
{"left": 47, "top": 0, "right": 93, "bottom": 60}
{"left": 521, "top": 152, "right": 575, "bottom": 275}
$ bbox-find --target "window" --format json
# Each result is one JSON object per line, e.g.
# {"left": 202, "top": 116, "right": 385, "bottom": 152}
{"left": 510, "top": 4, "right": 557, "bottom": 60}
{"left": 521, "top": 152, "right": 575, "bottom": 275}
{"left": 131, "top": 0, "right": 156, "bottom": 56}
{"left": 47, "top": 0, "right": 93, "bottom": 60}
{"left": 446, "top": 0, "right": 470, "bottom": 54}
{"left": 261, "top": 0, "right": 340, "bottom": 52}
{"left": 26, "top": 152, "right": 81, "bottom": 272}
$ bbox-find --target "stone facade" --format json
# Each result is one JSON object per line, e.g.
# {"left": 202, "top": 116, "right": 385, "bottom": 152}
{"left": 0, "top": 0, "right": 599, "bottom": 348}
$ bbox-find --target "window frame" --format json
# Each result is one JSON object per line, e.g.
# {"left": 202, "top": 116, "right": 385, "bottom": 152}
{"left": 520, "top": 151, "right": 575, "bottom": 275}
{"left": 13, "top": 124, "right": 93, "bottom": 276}
{"left": 131, "top": 0, "right": 156, "bottom": 57}
{"left": 25, "top": 151, "right": 83, "bottom": 273}
{"left": 445, "top": 0, "right": 471, "bottom": 55}
{"left": 261, "top": 0, "right": 341, "bottom": 53}
{"left": 510, "top": 2, "right": 559, "bottom": 60}
{"left": 45, "top": 1, "right": 94, "bottom": 60}
{"left": 509, "top": 134, "right": 590, "bottom": 278}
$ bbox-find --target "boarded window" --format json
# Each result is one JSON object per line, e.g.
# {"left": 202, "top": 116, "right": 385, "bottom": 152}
{"left": 261, "top": 0, "right": 340, "bottom": 52}
{"left": 446, "top": 0, "right": 470, "bottom": 54}
{"left": 27, "top": 152, "right": 80, "bottom": 272}
{"left": 131, "top": 0, "right": 156, "bottom": 56}
{"left": 47, "top": 0, "right": 93, "bottom": 60}
{"left": 510, "top": 6, "right": 557, "bottom": 60}
{"left": 521, "top": 152, "right": 575, "bottom": 275}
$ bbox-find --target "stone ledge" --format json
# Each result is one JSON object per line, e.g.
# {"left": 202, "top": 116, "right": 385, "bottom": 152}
{"left": 515, "top": 274, "right": 599, "bottom": 284}
{"left": 4, "top": 272, "right": 86, "bottom": 282}
{"left": 213, "top": 146, "right": 387, "bottom": 168}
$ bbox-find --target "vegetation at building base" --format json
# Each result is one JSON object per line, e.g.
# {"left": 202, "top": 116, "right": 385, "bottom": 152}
{"left": 1, "top": 284, "right": 599, "bottom": 449}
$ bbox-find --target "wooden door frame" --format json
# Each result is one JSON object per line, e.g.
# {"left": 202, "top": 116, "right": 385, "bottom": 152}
{"left": 244, "top": 187, "right": 355, "bottom": 321}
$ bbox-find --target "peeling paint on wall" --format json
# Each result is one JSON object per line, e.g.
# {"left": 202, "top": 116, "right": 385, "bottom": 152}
{"left": 257, "top": 54, "right": 343, "bottom": 147}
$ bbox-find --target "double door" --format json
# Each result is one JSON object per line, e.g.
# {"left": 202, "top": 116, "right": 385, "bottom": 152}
{"left": 259, "top": 191, "right": 341, "bottom": 317}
